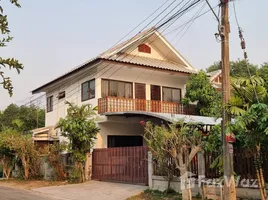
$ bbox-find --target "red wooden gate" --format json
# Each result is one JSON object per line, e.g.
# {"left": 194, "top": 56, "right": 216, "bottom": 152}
{"left": 92, "top": 146, "right": 148, "bottom": 185}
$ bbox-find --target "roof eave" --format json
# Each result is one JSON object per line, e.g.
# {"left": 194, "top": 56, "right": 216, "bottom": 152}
{"left": 102, "top": 58, "right": 196, "bottom": 75}
{"left": 32, "top": 58, "right": 101, "bottom": 94}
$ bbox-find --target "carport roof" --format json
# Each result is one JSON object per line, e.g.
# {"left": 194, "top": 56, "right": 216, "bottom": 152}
{"left": 103, "top": 112, "right": 221, "bottom": 125}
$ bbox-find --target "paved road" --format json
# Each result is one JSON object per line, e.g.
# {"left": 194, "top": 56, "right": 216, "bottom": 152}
{"left": 33, "top": 181, "right": 147, "bottom": 200}
{"left": 0, "top": 186, "right": 61, "bottom": 200}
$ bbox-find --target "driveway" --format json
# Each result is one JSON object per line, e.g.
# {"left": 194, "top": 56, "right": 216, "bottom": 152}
{"left": 0, "top": 186, "right": 61, "bottom": 200}
{"left": 33, "top": 181, "right": 148, "bottom": 200}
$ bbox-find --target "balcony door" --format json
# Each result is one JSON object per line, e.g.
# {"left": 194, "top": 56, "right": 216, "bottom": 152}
{"left": 150, "top": 85, "right": 161, "bottom": 112}
{"left": 135, "top": 83, "right": 146, "bottom": 111}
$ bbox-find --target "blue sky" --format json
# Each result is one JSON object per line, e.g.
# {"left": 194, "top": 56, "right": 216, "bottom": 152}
{"left": 0, "top": 0, "right": 267, "bottom": 109}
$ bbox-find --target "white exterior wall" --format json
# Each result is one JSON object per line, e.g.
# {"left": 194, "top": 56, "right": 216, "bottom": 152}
{"left": 43, "top": 61, "right": 190, "bottom": 147}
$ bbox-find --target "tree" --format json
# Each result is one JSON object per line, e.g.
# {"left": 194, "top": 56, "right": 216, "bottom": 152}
{"left": 56, "top": 101, "right": 99, "bottom": 182}
{"left": 183, "top": 70, "right": 221, "bottom": 117}
{"left": 0, "top": 127, "right": 38, "bottom": 180}
{"left": 144, "top": 121, "right": 203, "bottom": 200}
{"left": 227, "top": 76, "right": 268, "bottom": 200}
{"left": 46, "top": 143, "right": 68, "bottom": 180}
{"left": 0, "top": 104, "right": 45, "bottom": 132}
{"left": 258, "top": 62, "right": 268, "bottom": 91}
{"left": 206, "top": 60, "right": 258, "bottom": 78}
{"left": 0, "top": 0, "right": 23, "bottom": 96}
{"left": 0, "top": 130, "right": 15, "bottom": 179}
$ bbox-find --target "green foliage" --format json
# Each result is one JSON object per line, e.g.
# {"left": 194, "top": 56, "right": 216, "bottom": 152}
{"left": 206, "top": 60, "right": 258, "bottom": 78}
{"left": 226, "top": 76, "right": 267, "bottom": 117}
{"left": 206, "top": 61, "right": 221, "bottom": 73}
{"left": 46, "top": 143, "right": 68, "bottom": 180}
{"left": 57, "top": 101, "right": 99, "bottom": 162}
{"left": 258, "top": 62, "right": 268, "bottom": 91}
{"left": 204, "top": 125, "right": 221, "bottom": 153}
{"left": 183, "top": 70, "right": 221, "bottom": 117}
{"left": 68, "top": 167, "right": 83, "bottom": 183}
{"left": 230, "top": 103, "right": 268, "bottom": 149}
{"left": 0, "top": 128, "right": 39, "bottom": 179}
{"left": 138, "top": 189, "right": 182, "bottom": 200}
{"left": 56, "top": 101, "right": 99, "bottom": 182}
{"left": 144, "top": 120, "right": 203, "bottom": 188}
{"left": 0, "top": 104, "right": 45, "bottom": 132}
{"left": 0, "top": 130, "right": 15, "bottom": 178}
{"left": 0, "top": 0, "right": 23, "bottom": 96}
{"left": 230, "top": 60, "right": 258, "bottom": 78}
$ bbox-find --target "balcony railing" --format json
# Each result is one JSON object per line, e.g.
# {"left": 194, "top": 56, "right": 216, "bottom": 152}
{"left": 98, "top": 97, "right": 196, "bottom": 115}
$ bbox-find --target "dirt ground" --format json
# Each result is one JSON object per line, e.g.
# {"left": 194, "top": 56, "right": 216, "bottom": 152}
{"left": 0, "top": 179, "right": 68, "bottom": 190}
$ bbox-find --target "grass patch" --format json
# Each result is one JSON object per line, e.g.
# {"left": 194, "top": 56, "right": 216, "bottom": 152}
{"left": 127, "top": 189, "right": 183, "bottom": 200}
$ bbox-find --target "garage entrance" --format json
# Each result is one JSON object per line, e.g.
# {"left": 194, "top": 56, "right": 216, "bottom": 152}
{"left": 91, "top": 146, "right": 148, "bottom": 185}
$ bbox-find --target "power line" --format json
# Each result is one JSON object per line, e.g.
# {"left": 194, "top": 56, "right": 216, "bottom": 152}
{"left": 205, "top": 0, "right": 220, "bottom": 22}
{"left": 165, "top": 3, "right": 219, "bottom": 35}
{"left": 18, "top": 0, "right": 180, "bottom": 108}
{"left": 232, "top": 0, "right": 259, "bottom": 103}
{"left": 34, "top": 0, "right": 203, "bottom": 111}
{"left": 23, "top": 0, "right": 203, "bottom": 110}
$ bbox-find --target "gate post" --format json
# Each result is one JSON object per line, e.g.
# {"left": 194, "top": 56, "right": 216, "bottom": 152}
{"left": 198, "top": 152, "right": 205, "bottom": 195}
{"left": 148, "top": 151, "right": 153, "bottom": 188}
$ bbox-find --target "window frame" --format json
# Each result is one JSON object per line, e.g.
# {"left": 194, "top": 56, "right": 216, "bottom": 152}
{"left": 81, "top": 79, "right": 95, "bottom": 102}
{"left": 150, "top": 85, "right": 161, "bottom": 101}
{"left": 47, "top": 95, "right": 53, "bottom": 113}
{"left": 101, "top": 79, "right": 133, "bottom": 98}
{"left": 57, "top": 91, "right": 66, "bottom": 100}
{"left": 162, "top": 86, "right": 182, "bottom": 103}
{"left": 135, "top": 83, "right": 146, "bottom": 100}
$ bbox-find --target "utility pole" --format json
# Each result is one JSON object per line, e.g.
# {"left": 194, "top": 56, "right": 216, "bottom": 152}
{"left": 220, "top": 0, "right": 236, "bottom": 199}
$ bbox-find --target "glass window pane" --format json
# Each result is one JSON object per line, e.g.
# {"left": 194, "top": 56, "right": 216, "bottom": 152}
{"left": 172, "top": 89, "right": 181, "bottom": 103}
{"left": 118, "top": 82, "right": 125, "bottom": 97}
{"left": 47, "top": 96, "right": 53, "bottom": 112}
{"left": 125, "top": 83, "right": 132, "bottom": 98}
{"left": 109, "top": 81, "right": 117, "bottom": 97}
{"left": 102, "top": 80, "right": 109, "bottom": 97}
{"left": 163, "top": 88, "right": 172, "bottom": 102}
{"left": 89, "top": 79, "right": 95, "bottom": 99}
{"left": 82, "top": 82, "right": 89, "bottom": 101}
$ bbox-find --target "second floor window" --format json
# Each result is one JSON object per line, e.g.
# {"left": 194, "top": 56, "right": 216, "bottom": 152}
{"left": 81, "top": 79, "right": 95, "bottom": 102}
{"left": 162, "top": 87, "right": 181, "bottom": 103}
{"left": 47, "top": 96, "right": 53, "bottom": 112}
{"left": 102, "top": 79, "right": 133, "bottom": 98}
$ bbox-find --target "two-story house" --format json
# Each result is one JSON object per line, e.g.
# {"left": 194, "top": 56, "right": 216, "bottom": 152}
{"left": 32, "top": 27, "right": 201, "bottom": 145}
{"left": 32, "top": 27, "right": 219, "bottom": 184}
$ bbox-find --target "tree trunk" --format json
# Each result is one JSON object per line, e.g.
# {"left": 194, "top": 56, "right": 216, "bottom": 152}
{"left": 259, "top": 168, "right": 268, "bottom": 200}
{"left": 180, "top": 168, "right": 192, "bottom": 200}
{"left": 84, "top": 152, "right": 91, "bottom": 181}
{"left": 256, "top": 145, "right": 267, "bottom": 200}
{"left": 21, "top": 154, "right": 29, "bottom": 180}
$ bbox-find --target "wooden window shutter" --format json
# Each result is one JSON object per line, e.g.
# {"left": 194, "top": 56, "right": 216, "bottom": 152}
{"left": 135, "top": 83, "right": 146, "bottom": 99}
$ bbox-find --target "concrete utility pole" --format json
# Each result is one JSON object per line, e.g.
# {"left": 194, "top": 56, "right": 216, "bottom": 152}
{"left": 220, "top": 0, "right": 236, "bottom": 199}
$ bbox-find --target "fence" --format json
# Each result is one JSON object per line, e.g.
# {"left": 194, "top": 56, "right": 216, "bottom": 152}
{"left": 205, "top": 149, "right": 268, "bottom": 182}
{"left": 152, "top": 148, "right": 268, "bottom": 183}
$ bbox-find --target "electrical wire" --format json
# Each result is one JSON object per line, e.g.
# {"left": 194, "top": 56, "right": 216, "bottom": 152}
{"left": 232, "top": 0, "right": 259, "bottom": 103}
{"left": 21, "top": 0, "right": 204, "bottom": 110}
{"left": 34, "top": 0, "right": 203, "bottom": 111}
{"left": 19, "top": 0, "right": 181, "bottom": 108}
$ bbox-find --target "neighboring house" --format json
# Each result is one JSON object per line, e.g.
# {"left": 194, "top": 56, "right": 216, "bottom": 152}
{"left": 32, "top": 27, "right": 219, "bottom": 184}
{"left": 208, "top": 69, "right": 222, "bottom": 91}
{"left": 32, "top": 126, "right": 59, "bottom": 148}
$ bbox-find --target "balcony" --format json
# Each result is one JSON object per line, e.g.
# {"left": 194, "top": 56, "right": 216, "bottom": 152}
{"left": 98, "top": 97, "right": 196, "bottom": 115}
